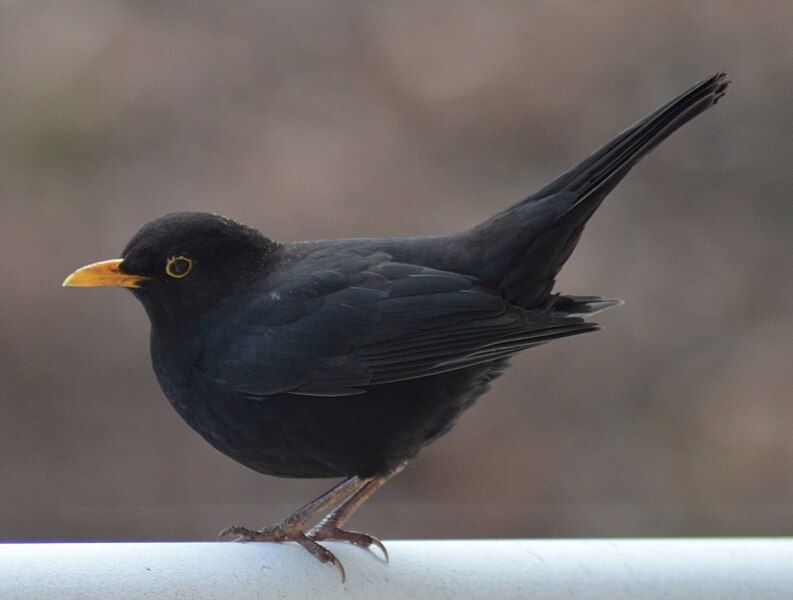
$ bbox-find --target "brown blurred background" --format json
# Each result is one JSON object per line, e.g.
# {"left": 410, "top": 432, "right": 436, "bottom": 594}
{"left": 1, "top": 1, "right": 792, "bottom": 542}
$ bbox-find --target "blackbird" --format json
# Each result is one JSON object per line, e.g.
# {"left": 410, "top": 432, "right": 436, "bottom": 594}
{"left": 64, "top": 72, "right": 728, "bottom": 579}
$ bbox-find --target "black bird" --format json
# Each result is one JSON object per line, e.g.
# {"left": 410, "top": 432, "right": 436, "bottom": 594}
{"left": 64, "top": 73, "right": 728, "bottom": 579}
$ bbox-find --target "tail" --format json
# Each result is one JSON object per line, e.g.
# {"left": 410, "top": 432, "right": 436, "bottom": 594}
{"left": 461, "top": 72, "right": 729, "bottom": 309}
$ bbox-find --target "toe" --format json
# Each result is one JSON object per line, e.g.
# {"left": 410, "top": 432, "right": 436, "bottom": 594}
{"left": 218, "top": 525, "right": 257, "bottom": 540}
{"left": 295, "top": 535, "right": 347, "bottom": 582}
{"left": 308, "top": 526, "right": 389, "bottom": 562}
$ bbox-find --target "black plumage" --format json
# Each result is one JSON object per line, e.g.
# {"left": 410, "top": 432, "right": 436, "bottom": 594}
{"left": 64, "top": 73, "right": 728, "bottom": 579}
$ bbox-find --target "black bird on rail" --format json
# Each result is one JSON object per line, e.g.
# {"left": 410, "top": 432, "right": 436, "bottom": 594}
{"left": 64, "top": 73, "right": 728, "bottom": 580}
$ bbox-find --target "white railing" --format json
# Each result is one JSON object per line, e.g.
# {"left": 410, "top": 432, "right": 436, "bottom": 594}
{"left": 2, "top": 539, "right": 792, "bottom": 598}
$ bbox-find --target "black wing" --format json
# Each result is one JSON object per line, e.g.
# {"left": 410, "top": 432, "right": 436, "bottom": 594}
{"left": 195, "top": 258, "right": 598, "bottom": 398}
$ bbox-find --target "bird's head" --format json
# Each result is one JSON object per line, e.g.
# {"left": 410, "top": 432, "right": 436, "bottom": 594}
{"left": 63, "top": 212, "right": 278, "bottom": 328}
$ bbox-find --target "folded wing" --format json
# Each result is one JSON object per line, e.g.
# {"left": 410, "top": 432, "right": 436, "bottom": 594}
{"left": 195, "top": 259, "right": 603, "bottom": 398}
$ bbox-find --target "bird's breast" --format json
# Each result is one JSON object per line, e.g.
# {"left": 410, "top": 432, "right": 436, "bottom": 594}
{"left": 150, "top": 326, "right": 509, "bottom": 479}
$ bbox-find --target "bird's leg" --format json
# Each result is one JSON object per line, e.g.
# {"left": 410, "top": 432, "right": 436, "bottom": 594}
{"left": 218, "top": 464, "right": 406, "bottom": 580}
{"left": 219, "top": 475, "right": 369, "bottom": 581}
{"left": 308, "top": 462, "right": 406, "bottom": 563}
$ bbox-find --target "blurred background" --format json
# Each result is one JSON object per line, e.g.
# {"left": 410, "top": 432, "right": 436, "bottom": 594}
{"left": 1, "top": 0, "right": 791, "bottom": 542}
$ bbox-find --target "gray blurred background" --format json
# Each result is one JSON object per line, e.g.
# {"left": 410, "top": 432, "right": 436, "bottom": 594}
{"left": 1, "top": 1, "right": 792, "bottom": 542}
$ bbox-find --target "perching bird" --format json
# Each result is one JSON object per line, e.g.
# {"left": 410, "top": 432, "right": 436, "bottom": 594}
{"left": 64, "top": 72, "right": 728, "bottom": 580}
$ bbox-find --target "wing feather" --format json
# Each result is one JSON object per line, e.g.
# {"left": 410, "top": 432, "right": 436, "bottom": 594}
{"left": 195, "top": 259, "right": 599, "bottom": 398}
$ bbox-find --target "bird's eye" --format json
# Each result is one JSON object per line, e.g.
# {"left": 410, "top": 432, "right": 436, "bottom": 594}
{"left": 165, "top": 256, "right": 193, "bottom": 279}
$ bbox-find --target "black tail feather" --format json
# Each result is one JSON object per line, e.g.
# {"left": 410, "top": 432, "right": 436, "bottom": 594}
{"left": 463, "top": 72, "right": 729, "bottom": 309}
{"left": 551, "top": 295, "right": 623, "bottom": 318}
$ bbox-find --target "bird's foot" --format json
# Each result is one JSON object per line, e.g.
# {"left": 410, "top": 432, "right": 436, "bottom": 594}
{"left": 219, "top": 524, "right": 347, "bottom": 582}
{"left": 308, "top": 523, "right": 389, "bottom": 563}
{"left": 217, "top": 469, "right": 403, "bottom": 581}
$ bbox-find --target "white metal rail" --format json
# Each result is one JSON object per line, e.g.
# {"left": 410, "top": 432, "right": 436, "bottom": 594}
{"left": 1, "top": 539, "right": 792, "bottom": 599}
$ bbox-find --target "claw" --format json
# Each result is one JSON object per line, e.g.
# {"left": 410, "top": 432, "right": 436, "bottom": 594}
{"left": 369, "top": 536, "right": 389, "bottom": 563}
{"left": 309, "top": 525, "right": 389, "bottom": 563}
{"left": 295, "top": 535, "right": 347, "bottom": 583}
{"left": 218, "top": 525, "right": 256, "bottom": 540}
{"left": 331, "top": 554, "right": 347, "bottom": 583}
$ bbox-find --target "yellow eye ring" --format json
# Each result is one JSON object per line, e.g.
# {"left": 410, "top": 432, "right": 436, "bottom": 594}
{"left": 165, "top": 256, "right": 193, "bottom": 279}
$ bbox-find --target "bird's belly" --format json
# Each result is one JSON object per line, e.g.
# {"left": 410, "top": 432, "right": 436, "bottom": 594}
{"left": 161, "top": 360, "right": 508, "bottom": 479}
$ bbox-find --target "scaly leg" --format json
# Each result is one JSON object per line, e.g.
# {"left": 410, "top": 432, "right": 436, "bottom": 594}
{"left": 308, "top": 463, "right": 407, "bottom": 563}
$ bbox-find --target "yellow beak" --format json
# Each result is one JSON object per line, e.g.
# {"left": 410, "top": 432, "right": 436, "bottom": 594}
{"left": 63, "top": 259, "right": 148, "bottom": 289}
